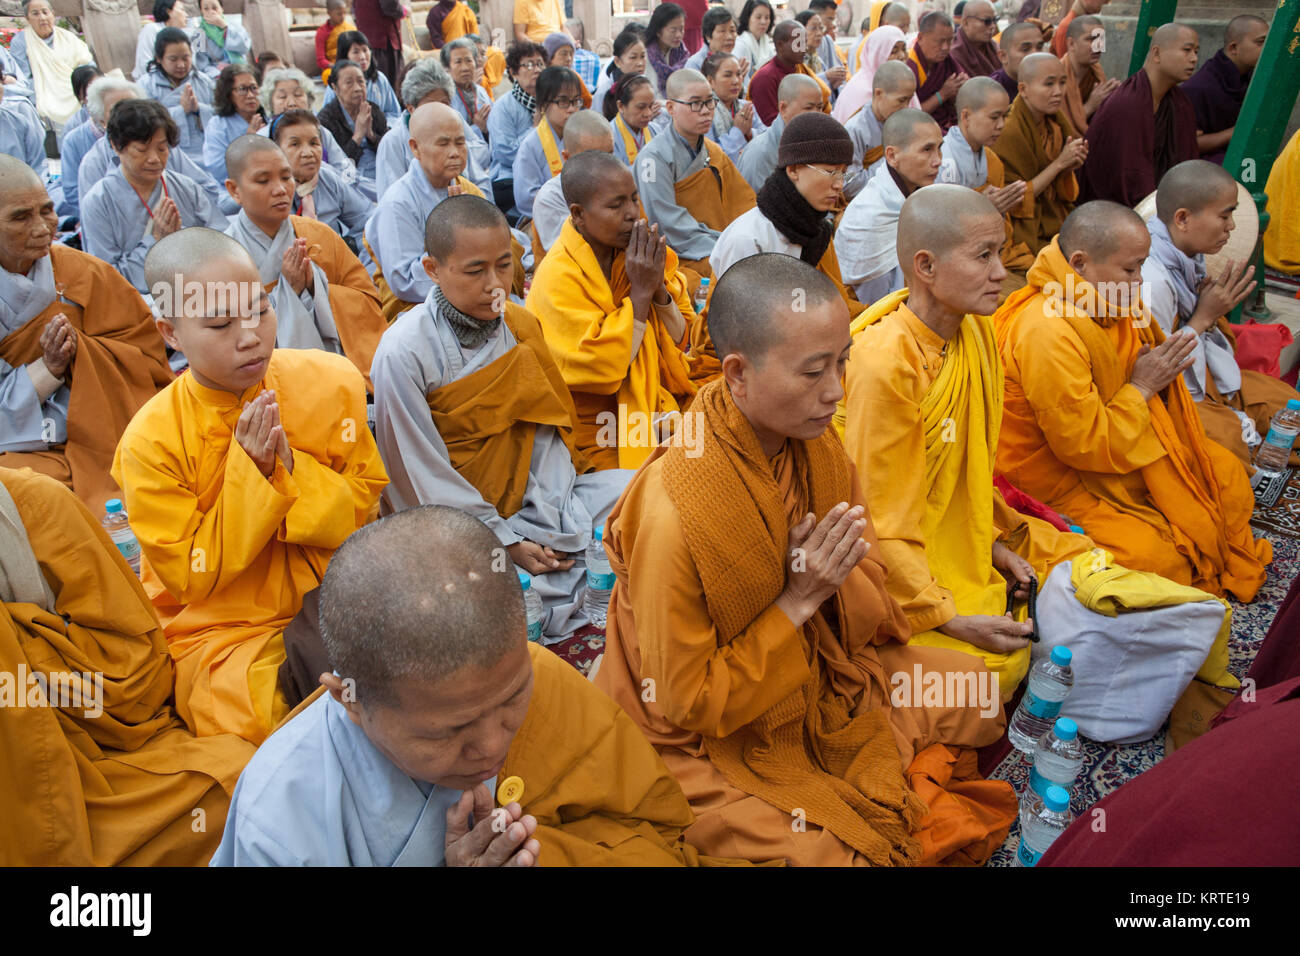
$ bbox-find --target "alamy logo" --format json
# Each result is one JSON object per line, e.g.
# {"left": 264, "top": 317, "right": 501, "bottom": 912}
{"left": 49, "top": 886, "right": 151, "bottom": 936}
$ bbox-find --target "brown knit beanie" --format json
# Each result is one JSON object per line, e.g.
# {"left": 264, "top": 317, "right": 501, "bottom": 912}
{"left": 776, "top": 111, "right": 854, "bottom": 168}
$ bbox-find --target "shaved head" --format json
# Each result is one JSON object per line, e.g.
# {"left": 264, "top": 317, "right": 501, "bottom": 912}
{"left": 145, "top": 227, "right": 256, "bottom": 316}
{"left": 1018, "top": 51, "right": 1063, "bottom": 84}
{"left": 773, "top": 19, "right": 801, "bottom": 44}
{"left": 778, "top": 71, "right": 822, "bottom": 101}
{"left": 1156, "top": 159, "right": 1238, "bottom": 224}
{"left": 918, "top": 11, "right": 954, "bottom": 34}
{"left": 562, "top": 109, "right": 615, "bottom": 153}
{"left": 956, "top": 75, "right": 1008, "bottom": 114}
{"left": 1225, "top": 14, "right": 1268, "bottom": 45}
{"left": 709, "top": 253, "right": 840, "bottom": 364}
{"left": 1067, "top": 14, "right": 1102, "bottom": 41}
{"left": 665, "top": 67, "right": 708, "bottom": 100}
{"left": 873, "top": 60, "right": 915, "bottom": 93}
{"left": 320, "top": 505, "right": 526, "bottom": 710}
{"left": 881, "top": 3, "right": 909, "bottom": 29}
{"left": 1000, "top": 21, "right": 1042, "bottom": 52}
{"left": 882, "top": 107, "right": 939, "bottom": 149}
{"left": 224, "top": 133, "right": 285, "bottom": 182}
{"left": 0, "top": 152, "right": 42, "bottom": 194}
{"left": 964, "top": 0, "right": 995, "bottom": 17}
{"left": 1059, "top": 200, "right": 1146, "bottom": 260}
{"left": 1150, "top": 22, "right": 1196, "bottom": 53}
{"left": 561, "top": 149, "right": 629, "bottom": 207}
{"left": 410, "top": 101, "right": 462, "bottom": 143}
{"left": 424, "top": 193, "right": 508, "bottom": 261}
{"left": 897, "top": 184, "right": 1000, "bottom": 280}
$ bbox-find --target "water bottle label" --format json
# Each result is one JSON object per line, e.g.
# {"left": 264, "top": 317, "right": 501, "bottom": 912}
{"left": 1029, "top": 766, "right": 1065, "bottom": 798}
{"left": 587, "top": 570, "right": 616, "bottom": 590}
{"left": 527, "top": 620, "right": 542, "bottom": 643}
{"left": 1023, "top": 687, "right": 1061, "bottom": 720}
{"left": 1016, "top": 840, "right": 1043, "bottom": 867}
{"left": 1264, "top": 426, "right": 1298, "bottom": 450}
{"left": 116, "top": 539, "right": 142, "bottom": 561}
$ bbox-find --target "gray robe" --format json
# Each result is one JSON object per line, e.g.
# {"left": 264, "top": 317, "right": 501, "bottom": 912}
{"left": 737, "top": 113, "right": 784, "bottom": 195}
{"left": 635, "top": 126, "right": 729, "bottom": 263}
{"left": 0, "top": 255, "right": 69, "bottom": 452}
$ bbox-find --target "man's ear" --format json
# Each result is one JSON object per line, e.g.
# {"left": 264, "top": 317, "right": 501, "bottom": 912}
{"left": 1068, "top": 248, "right": 1090, "bottom": 276}
{"left": 320, "top": 672, "right": 364, "bottom": 726}
{"left": 155, "top": 315, "right": 181, "bottom": 352}
{"left": 1172, "top": 207, "right": 1191, "bottom": 232}
{"left": 421, "top": 253, "right": 441, "bottom": 285}
{"left": 884, "top": 143, "right": 899, "bottom": 166}
{"left": 224, "top": 177, "right": 241, "bottom": 204}
{"left": 720, "top": 351, "right": 749, "bottom": 397}
{"left": 911, "top": 249, "right": 938, "bottom": 286}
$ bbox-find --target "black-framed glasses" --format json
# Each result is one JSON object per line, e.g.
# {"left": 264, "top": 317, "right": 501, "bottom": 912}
{"left": 233, "top": 84, "right": 259, "bottom": 95}
{"left": 966, "top": 15, "right": 997, "bottom": 26}
{"left": 551, "top": 96, "right": 584, "bottom": 110}
{"left": 670, "top": 96, "right": 720, "bottom": 113}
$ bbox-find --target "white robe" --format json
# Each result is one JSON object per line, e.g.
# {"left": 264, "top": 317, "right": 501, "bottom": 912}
{"left": 834, "top": 160, "right": 906, "bottom": 305}
{"left": 710, "top": 205, "right": 807, "bottom": 280}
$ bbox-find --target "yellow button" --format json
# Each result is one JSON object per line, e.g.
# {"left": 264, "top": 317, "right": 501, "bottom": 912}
{"left": 497, "top": 775, "right": 524, "bottom": 805}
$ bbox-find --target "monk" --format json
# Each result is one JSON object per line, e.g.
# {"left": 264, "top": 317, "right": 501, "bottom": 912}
{"left": 530, "top": 109, "right": 614, "bottom": 255}
{"left": 1079, "top": 23, "right": 1199, "bottom": 206}
{"left": 908, "top": 12, "right": 968, "bottom": 132}
{"left": 1059, "top": 15, "right": 1118, "bottom": 136}
{"left": 527, "top": 151, "right": 698, "bottom": 470}
{"left": 0, "top": 155, "right": 171, "bottom": 515}
{"left": 836, "top": 109, "right": 942, "bottom": 304}
{"left": 992, "top": 52, "right": 1087, "bottom": 255}
{"left": 222, "top": 135, "right": 387, "bottom": 391}
{"left": 950, "top": 0, "right": 1001, "bottom": 78}
{"left": 1143, "top": 160, "right": 1297, "bottom": 468}
{"left": 747, "top": 20, "right": 832, "bottom": 125}
{"left": 112, "top": 228, "right": 388, "bottom": 745}
{"left": 1181, "top": 15, "right": 1269, "bottom": 165}
{"left": 990, "top": 21, "right": 1042, "bottom": 101}
{"left": 737, "top": 72, "right": 825, "bottom": 195}
{"left": 937, "top": 77, "right": 1034, "bottom": 295}
{"left": 994, "top": 201, "right": 1271, "bottom": 599}
{"left": 595, "top": 253, "right": 1016, "bottom": 866}
{"left": 843, "top": 60, "right": 916, "bottom": 200}
{"left": 1264, "top": 129, "right": 1300, "bottom": 274}
{"left": 1049, "top": 0, "right": 1110, "bottom": 58}
{"left": 841, "top": 186, "right": 1091, "bottom": 691}
{"left": 373, "top": 196, "right": 630, "bottom": 640}
{"left": 212, "top": 504, "right": 721, "bottom": 866}
{"left": 633, "top": 68, "right": 756, "bottom": 292}
{"left": 0, "top": 467, "right": 253, "bottom": 866}
{"left": 364, "top": 102, "right": 484, "bottom": 320}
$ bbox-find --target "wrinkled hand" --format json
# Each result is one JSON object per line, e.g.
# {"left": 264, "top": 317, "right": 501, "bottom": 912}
{"left": 992, "top": 541, "right": 1035, "bottom": 601}
{"left": 180, "top": 82, "right": 199, "bottom": 114}
{"left": 473, "top": 101, "right": 491, "bottom": 134}
{"left": 151, "top": 196, "right": 181, "bottom": 239}
{"left": 825, "top": 64, "right": 846, "bottom": 88}
{"left": 1193, "top": 259, "right": 1255, "bottom": 330}
{"left": 939, "top": 613, "right": 1033, "bottom": 653}
{"left": 1129, "top": 328, "right": 1197, "bottom": 399}
{"left": 777, "top": 502, "right": 869, "bottom": 628}
{"left": 353, "top": 101, "right": 373, "bottom": 141}
{"left": 940, "top": 71, "right": 968, "bottom": 101}
{"left": 733, "top": 100, "right": 754, "bottom": 137}
{"left": 649, "top": 99, "right": 664, "bottom": 121}
{"left": 447, "top": 178, "right": 464, "bottom": 197}
{"left": 1055, "top": 135, "right": 1088, "bottom": 172}
{"left": 281, "top": 237, "right": 314, "bottom": 297}
{"left": 445, "top": 785, "right": 540, "bottom": 867}
{"left": 509, "top": 539, "right": 574, "bottom": 574}
{"left": 737, "top": 57, "right": 750, "bottom": 78}
{"left": 1085, "top": 76, "right": 1121, "bottom": 112}
{"left": 985, "top": 179, "right": 1027, "bottom": 215}
{"left": 39, "top": 312, "right": 77, "bottom": 379}
{"left": 247, "top": 112, "right": 266, "bottom": 135}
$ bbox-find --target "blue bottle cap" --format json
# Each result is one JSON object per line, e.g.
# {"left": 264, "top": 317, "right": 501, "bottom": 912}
{"left": 105, "top": 498, "right": 124, "bottom": 513}
{"left": 1050, "top": 646, "right": 1072, "bottom": 667}
{"left": 1068, "top": 524, "right": 1084, "bottom": 534}
{"left": 1053, "top": 717, "right": 1077, "bottom": 741}
{"left": 517, "top": 570, "right": 531, "bottom": 590}
{"left": 593, "top": 524, "right": 604, "bottom": 542}
{"left": 1287, "top": 399, "right": 1300, "bottom": 411}
{"left": 1043, "top": 785, "right": 1070, "bottom": 813}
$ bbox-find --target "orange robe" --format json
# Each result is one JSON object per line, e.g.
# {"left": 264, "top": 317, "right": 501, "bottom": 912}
{"left": 984, "top": 149, "right": 1035, "bottom": 299}
{"left": 840, "top": 293, "right": 1091, "bottom": 691}
{"left": 991, "top": 97, "right": 1079, "bottom": 255}
{"left": 672, "top": 138, "right": 757, "bottom": 286}
{"left": 0, "top": 245, "right": 171, "bottom": 514}
{"left": 994, "top": 240, "right": 1271, "bottom": 600}
{"left": 289, "top": 215, "right": 387, "bottom": 391}
{"left": 525, "top": 219, "right": 698, "bottom": 470}
{"left": 111, "top": 350, "right": 388, "bottom": 745}
{"left": 441, "top": 2, "right": 478, "bottom": 44}
{"left": 0, "top": 467, "right": 253, "bottom": 866}
{"left": 595, "top": 379, "right": 1017, "bottom": 866}
{"left": 1060, "top": 52, "right": 1105, "bottom": 136}
{"left": 482, "top": 47, "right": 506, "bottom": 100}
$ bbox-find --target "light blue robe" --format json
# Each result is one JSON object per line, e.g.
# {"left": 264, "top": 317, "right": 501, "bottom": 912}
{"left": 321, "top": 73, "right": 402, "bottom": 125}
{"left": 57, "top": 116, "right": 100, "bottom": 218}
{"left": 77, "top": 132, "right": 224, "bottom": 212}
{"left": 707, "top": 98, "right": 766, "bottom": 165}
{"left": 449, "top": 82, "right": 492, "bottom": 128}
{"left": 139, "top": 66, "right": 216, "bottom": 165}
{"left": 635, "top": 126, "right": 726, "bottom": 262}
{"left": 328, "top": 103, "right": 378, "bottom": 200}
{"left": 0, "top": 98, "right": 49, "bottom": 183}
{"left": 304, "top": 161, "right": 374, "bottom": 241}
{"left": 372, "top": 295, "right": 632, "bottom": 639}
{"left": 203, "top": 110, "right": 255, "bottom": 183}
{"left": 0, "top": 43, "right": 36, "bottom": 108}
{"left": 737, "top": 112, "right": 782, "bottom": 194}
{"left": 81, "top": 168, "right": 229, "bottom": 296}
{"left": 844, "top": 103, "right": 886, "bottom": 200}
{"left": 189, "top": 18, "right": 252, "bottom": 79}
{"left": 609, "top": 117, "right": 649, "bottom": 167}
{"left": 363, "top": 157, "right": 457, "bottom": 305}
{"left": 209, "top": 691, "right": 472, "bottom": 866}
{"left": 512, "top": 119, "right": 562, "bottom": 219}
{"left": 486, "top": 91, "right": 533, "bottom": 182}
{"left": 375, "top": 112, "right": 491, "bottom": 201}
{"left": 0, "top": 254, "right": 68, "bottom": 452}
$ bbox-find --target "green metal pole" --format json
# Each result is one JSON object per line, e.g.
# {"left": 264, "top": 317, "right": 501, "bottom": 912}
{"left": 1223, "top": 0, "right": 1300, "bottom": 322}
{"left": 1128, "top": 0, "right": 1181, "bottom": 75}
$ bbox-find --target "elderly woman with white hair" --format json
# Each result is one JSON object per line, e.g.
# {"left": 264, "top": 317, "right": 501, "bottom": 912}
{"left": 7, "top": 0, "right": 95, "bottom": 133}
{"left": 58, "top": 76, "right": 144, "bottom": 219}
{"left": 374, "top": 57, "right": 491, "bottom": 200}
{"left": 258, "top": 66, "right": 358, "bottom": 184}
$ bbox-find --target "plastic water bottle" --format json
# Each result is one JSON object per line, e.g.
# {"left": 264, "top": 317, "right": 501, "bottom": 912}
{"left": 1253, "top": 398, "right": 1300, "bottom": 478}
{"left": 1015, "top": 784, "right": 1073, "bottom": 867}
{"left": 1029, "top": 717, "right": 1084, "bottom": 800}
{"left": 1007, "top": 646, "right": 1074, "bottom": 753}
{"left": 583, "top": 525, "right": 615, "bottom": 628}
{"left": 518, "top": 571, "right": 543, "bottom": 643}
{"left": 693, "top": 276, "right": 710, "bottom": 314}
{"left": 101, "top": 498, "right": 142, "bottom": 574}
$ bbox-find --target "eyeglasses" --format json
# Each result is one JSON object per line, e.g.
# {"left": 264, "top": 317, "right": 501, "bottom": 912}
{"left": 233, "top": 84, "right": 259, "bottom": 95}
{"left": 551, "top": 96, "right": 584, "bottom": 110}
{"left": 801, "top": 164, "right": 847, "bottom": 186}
{"left": 518, "top": 60, "right": 545, "bottom": 72}
{"left": 670, "top": 96, "right": 720, "bottom": 113}
{"left": 966, "top": 15, "right": 997, "bottom": 26}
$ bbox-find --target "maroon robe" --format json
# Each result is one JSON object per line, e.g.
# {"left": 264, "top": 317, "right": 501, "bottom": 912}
{"left": 908, "top": 41, "right": 961, "bottom": 130}
{"left": 1181, "top": 49, "right": 1251, "bottom": 165}
{"left": 1078, "top": 67, "right": 1197, "bottom": 206}
{"left": 950, "top": 30, "right": 1002, "bottom": 78}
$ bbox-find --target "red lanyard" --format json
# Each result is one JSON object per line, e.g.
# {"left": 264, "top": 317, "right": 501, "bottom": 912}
{"left": 133, "top": 175, "right": 170, "bottom": 219}
{"left": 457, "top": 86, "right": 477, "bottom": 118}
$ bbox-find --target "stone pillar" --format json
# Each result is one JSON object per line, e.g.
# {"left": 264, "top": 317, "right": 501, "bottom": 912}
{"left": 242, "top": 0, "right": 293, "bottom": 62}
{"left": 79, "top": 0, "right": 140, "bottom": 76}
{"left": 479, "top": 0, "right": 516, "bottom": 49}
{"left": 574, "top": 0, "right": 614, "bottom": 54}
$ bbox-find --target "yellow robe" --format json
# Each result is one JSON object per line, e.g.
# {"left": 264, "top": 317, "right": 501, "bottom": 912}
{"left": 595, "top": 379, "right": 1016, "bottom": 867}
{"left": 994, "top": 240, "right": 1270, "bottom": 600}
{"left": 111, "top": 350, "right": 388, "bottom": 745}
{"left": 840, "top": 293, "right": 1091, "bottom": 691}
{"left": 1265, "top": 128, "right": 1300, "bottom": 273}
{"left": 0, "top": 467, "right": 253, "bottom": 866}
{"left": 525, "top": 219, "right": 698, "bottom": 470}
{"left": 441, "top": 2, "right": 479, "bottom": 44}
